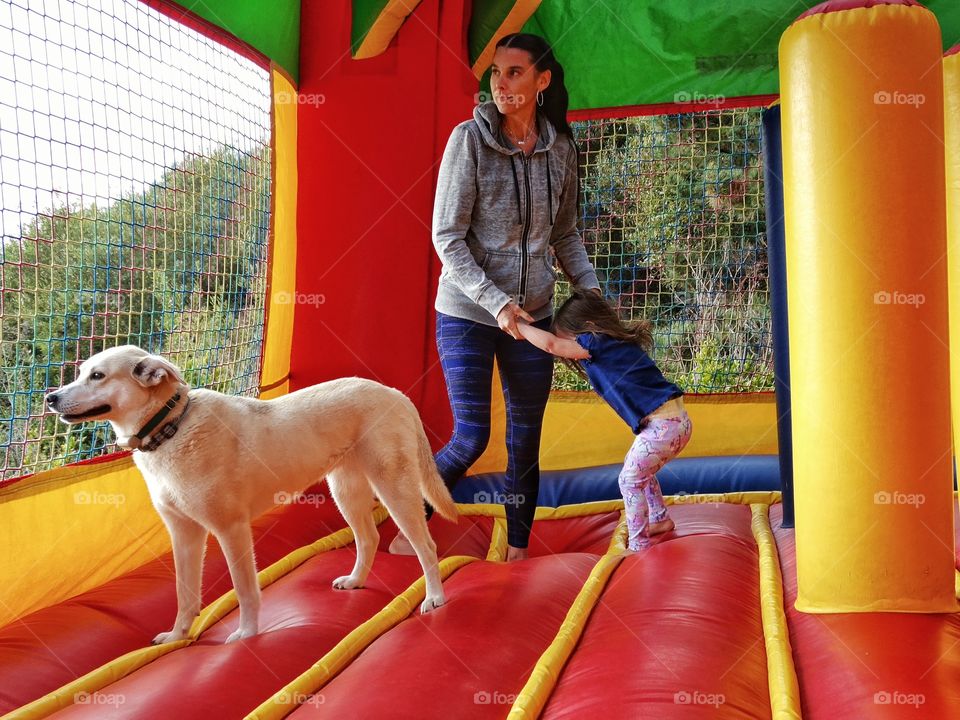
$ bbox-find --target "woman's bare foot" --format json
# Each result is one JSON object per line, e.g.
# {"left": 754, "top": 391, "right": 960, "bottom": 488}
{"left": 388, "top": 530, "right": 416, "bottom": 555}
{"left": 649, "top": 517, "right": 675, "bottom": 536}
{"left": 506, "top": 545, "right": 528, "bottom": 562}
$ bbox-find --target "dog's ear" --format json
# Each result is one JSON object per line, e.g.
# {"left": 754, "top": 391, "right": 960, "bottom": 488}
{"left": 132, "top": 354, "right": 185, "bottom": 388}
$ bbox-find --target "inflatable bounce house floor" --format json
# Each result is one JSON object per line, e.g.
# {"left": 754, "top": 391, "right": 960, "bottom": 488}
{"left": 2, "top": 474, "right": 959, "bottom": 719}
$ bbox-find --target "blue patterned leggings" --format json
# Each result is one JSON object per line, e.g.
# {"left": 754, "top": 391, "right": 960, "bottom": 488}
{"left": 426, "top": 311, "right": 554, "bottom": 548}
{"left": 619, "top": 412, "right": 693, "bottom": 551}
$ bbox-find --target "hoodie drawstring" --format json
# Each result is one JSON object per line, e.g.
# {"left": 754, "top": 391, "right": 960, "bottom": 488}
{"left": 545, "top": 150, "right": 553, "bottom": 224}
{"left": 509, "top": 155, "right": 522, "bottom": 225}
{"left": 509, "top": 147, "right": 553, "bottom": 226}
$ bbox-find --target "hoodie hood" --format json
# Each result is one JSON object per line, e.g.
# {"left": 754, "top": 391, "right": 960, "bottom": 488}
{"left": 473, "top": 101, "right": 559, "bottom": 155}
{"left": 472, "top": 101, "right": 561, "bottom": 227}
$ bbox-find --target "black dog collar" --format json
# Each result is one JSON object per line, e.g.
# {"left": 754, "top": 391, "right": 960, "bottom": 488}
{"left": 125, "top": 393, "right": 190, "bottom": 452}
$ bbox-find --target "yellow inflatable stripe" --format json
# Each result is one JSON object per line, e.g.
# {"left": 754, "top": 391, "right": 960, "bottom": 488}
{"left": 189, "top": 514, "right": 385, "bottom": 637}
{"left": 667, "top": 491, "right": 782, "bottom": 506}
{"left": 955, "top": 570, "right": 960, "bottom": 599}
{"left": 505, "top": 553, "right": 624, "bottom": 718}
{"left": 534, "top": 499, "right": 623, "bottom": 520}
{"left": 460, "top": 493, "right": 777, "bottom": 521}
{"left": 353, "top": 0, "right": 422, "bottom": 60}
{"left": 487, "top": 517, "right": 508, "bottom": 561}
{"left": 245, "top": 555, "right": 477, "bottom": 719}
{"left": 259, "top": 65, "right": 298, "bottom": 401}
{"left": 6, "top": 510, "right": 390, "bottom": 720}
{"left": 750, "top": 504, "right": 802, "bottom": 720}
{"left": 2, "top": 641, "right": 192, "bottom": 720}
{"left": 471, "top": 0, "right": 543, "bottom": 79}
{"left": 606, "top": 509, "right": 627, "bottom": 555}
{"left": 456, "top": 502, "right": 505, "bottom": 517}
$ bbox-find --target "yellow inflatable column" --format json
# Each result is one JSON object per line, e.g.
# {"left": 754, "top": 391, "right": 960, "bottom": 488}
{"left": 947, "top": 46, "right": 960, "bottom": 508}
{"left": 780, "top": 0, "right": 957, "bottom": 613}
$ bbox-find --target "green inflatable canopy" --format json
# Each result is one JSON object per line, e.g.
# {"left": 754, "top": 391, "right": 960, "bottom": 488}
{"left": 176, "top": 0, "right": 960, "bottom": 109}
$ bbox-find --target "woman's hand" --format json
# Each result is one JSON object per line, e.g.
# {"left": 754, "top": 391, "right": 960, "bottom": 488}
{"left": 497, "top": 302, "right": 535, "bottom": 339}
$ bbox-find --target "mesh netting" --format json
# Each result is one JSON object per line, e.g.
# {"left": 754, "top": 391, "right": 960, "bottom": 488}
{"left": 554, "top": 108, "right": 772, "bottom": 394}
{"left": 0, "top": 0, "right": 272, "bottom": 480}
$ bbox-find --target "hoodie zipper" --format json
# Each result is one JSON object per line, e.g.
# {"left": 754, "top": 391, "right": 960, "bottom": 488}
{"left": 518, "top": 150, "right": 532, "bottom": 306}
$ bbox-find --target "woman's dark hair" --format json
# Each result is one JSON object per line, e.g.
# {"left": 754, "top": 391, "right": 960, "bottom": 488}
{"left": 494, "top": 33, "right": 573, "bottom": 137}
{"left": 552, "top": 292, "right": 655, "bottom": 378}
{"left": 494, "top": 33, "right": 583, "bottom": 228}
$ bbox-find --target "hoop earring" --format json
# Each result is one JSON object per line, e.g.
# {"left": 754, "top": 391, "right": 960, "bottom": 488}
{"left": 536, "top": 90, "right": 544, "bottom": 107}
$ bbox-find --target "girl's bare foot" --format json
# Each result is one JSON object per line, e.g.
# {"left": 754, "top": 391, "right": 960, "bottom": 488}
{"left": 621, "top": 543, "right": 650, "bottom": 556}
{"left": 506, "top": 545, "right": 528, "bottom": 562}
{"left": 649, "top": 517, "right": 675, "bottom": 536}
{"left": 388, "top": 530, "right": 416, "bottom": 555}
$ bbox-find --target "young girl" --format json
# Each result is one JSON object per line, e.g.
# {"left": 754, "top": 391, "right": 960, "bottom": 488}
{"left": 518, "top": 291, "right": 692, "bottom": 552}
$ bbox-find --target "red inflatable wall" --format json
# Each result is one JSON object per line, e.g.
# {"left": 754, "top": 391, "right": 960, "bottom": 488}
{"left": 292, "top": 0, "right": 478, "bottom": 447}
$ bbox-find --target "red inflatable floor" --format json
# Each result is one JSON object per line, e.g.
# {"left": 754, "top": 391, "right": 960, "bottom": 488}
{"left": 2, "top": 497, "right": 958, "bottom": 719}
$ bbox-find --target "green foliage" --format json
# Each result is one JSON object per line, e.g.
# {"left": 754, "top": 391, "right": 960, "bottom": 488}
{"left": 559, "top": 108, "right": 774, "bottom": 394}
{"left": 0, "top": 145, "right": 271, "bottom": 480}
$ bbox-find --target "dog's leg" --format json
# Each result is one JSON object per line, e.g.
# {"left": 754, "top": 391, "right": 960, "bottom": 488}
{"left": 373, "top": 481, "right": 446, "bottom": 614}
{"left": 214, "top": 522, "right": 261, "bottom": 643}
{"left": 153, "top": 509, "right": 207, "bottom": 645}
{"left": 328, "top": 470, "right": 379, "bottom": 590}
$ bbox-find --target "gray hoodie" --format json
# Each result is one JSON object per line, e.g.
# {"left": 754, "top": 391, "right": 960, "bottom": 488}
{"left": 432, "top": 102, "right": 600, "bottom": 326}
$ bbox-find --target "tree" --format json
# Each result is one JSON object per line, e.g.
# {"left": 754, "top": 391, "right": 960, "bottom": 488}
{"left": 554, "top": 107, "right": 773, "bottom": 393}
{"left": 1, "top": 143, "right": 271, "bottom": 481}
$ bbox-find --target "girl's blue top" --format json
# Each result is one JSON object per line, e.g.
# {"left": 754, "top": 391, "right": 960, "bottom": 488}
{"left": 576, "top": 332, "right": 683, "bottom": 433}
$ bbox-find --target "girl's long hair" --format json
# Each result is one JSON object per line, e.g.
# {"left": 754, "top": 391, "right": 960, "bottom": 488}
{"left": 552, "top": 292, "right": 654, "bottom": 378}
{"left": 494, "top": 32, "right": 573, "bottom": 138}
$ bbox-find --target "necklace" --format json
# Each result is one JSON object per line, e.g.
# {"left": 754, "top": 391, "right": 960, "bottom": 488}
{"left": 504, "top": 121, "right": 537, "bottom": 147}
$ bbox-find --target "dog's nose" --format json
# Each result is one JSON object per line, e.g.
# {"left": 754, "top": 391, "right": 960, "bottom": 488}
{"left": 45, "top": 392, "right": 59, "bottom": 409}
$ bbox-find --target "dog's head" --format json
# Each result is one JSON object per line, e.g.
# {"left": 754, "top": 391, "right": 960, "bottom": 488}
{"left": 45, "top": 345, "right": 187, "bottom": 425}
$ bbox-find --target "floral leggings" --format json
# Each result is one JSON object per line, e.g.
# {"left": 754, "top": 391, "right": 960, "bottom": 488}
{"left": 619, "top": 412, "right": 693, "bottom": 551}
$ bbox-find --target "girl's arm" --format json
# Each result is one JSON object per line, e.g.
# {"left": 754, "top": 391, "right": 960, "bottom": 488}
{"left": 517, "top": 322, "right": 590, "bottom": 360}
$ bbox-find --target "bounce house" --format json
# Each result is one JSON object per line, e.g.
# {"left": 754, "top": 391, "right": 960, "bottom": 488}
{"left": 2, "top": 0, "right": 960, "bottom": 717}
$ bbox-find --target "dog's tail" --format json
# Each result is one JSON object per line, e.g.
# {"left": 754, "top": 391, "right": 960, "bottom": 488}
{"left": 416, "top": 423, "right": 458, "bottom": 523}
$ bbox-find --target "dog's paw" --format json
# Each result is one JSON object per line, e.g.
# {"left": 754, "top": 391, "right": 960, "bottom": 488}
{"left": 152, "top": 630, "right": 186, "bottom": 645}
{"left": 332, "top": 575, "right": 365, "bottom": 590}
{"left": 225, "top": 627, "right": 257, "bottom": 643}
{"left": 420, "top": 594, "right": 446, "bottom": 614}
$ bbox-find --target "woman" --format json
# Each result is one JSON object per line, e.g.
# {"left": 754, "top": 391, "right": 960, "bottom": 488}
{"left": 392, "top": 33, "right": 601, "bottom": 561}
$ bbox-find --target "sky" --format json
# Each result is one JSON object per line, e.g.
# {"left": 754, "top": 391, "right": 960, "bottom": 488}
{"left": 0, "top": 0, "right": 272, "bottom": 243}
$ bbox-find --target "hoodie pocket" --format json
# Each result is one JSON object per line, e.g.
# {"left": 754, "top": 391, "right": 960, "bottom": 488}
{"left": 521, "top": 253, "right": 558, "bottom": 311}
{"left": 480, "top": 250, "right": 557, "bottom": 311}
{"left": 480, "top": 249, "right": 521, "bottom": 297}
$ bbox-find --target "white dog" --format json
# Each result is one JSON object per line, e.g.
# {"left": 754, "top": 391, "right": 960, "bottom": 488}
{"left": 45, "top": 345, "right": 457, "bottom": 643}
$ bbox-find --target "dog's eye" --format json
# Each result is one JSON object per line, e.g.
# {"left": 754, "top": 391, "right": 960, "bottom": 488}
{"left": 89, "top": 371, "right": 105, "bottom": 381}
